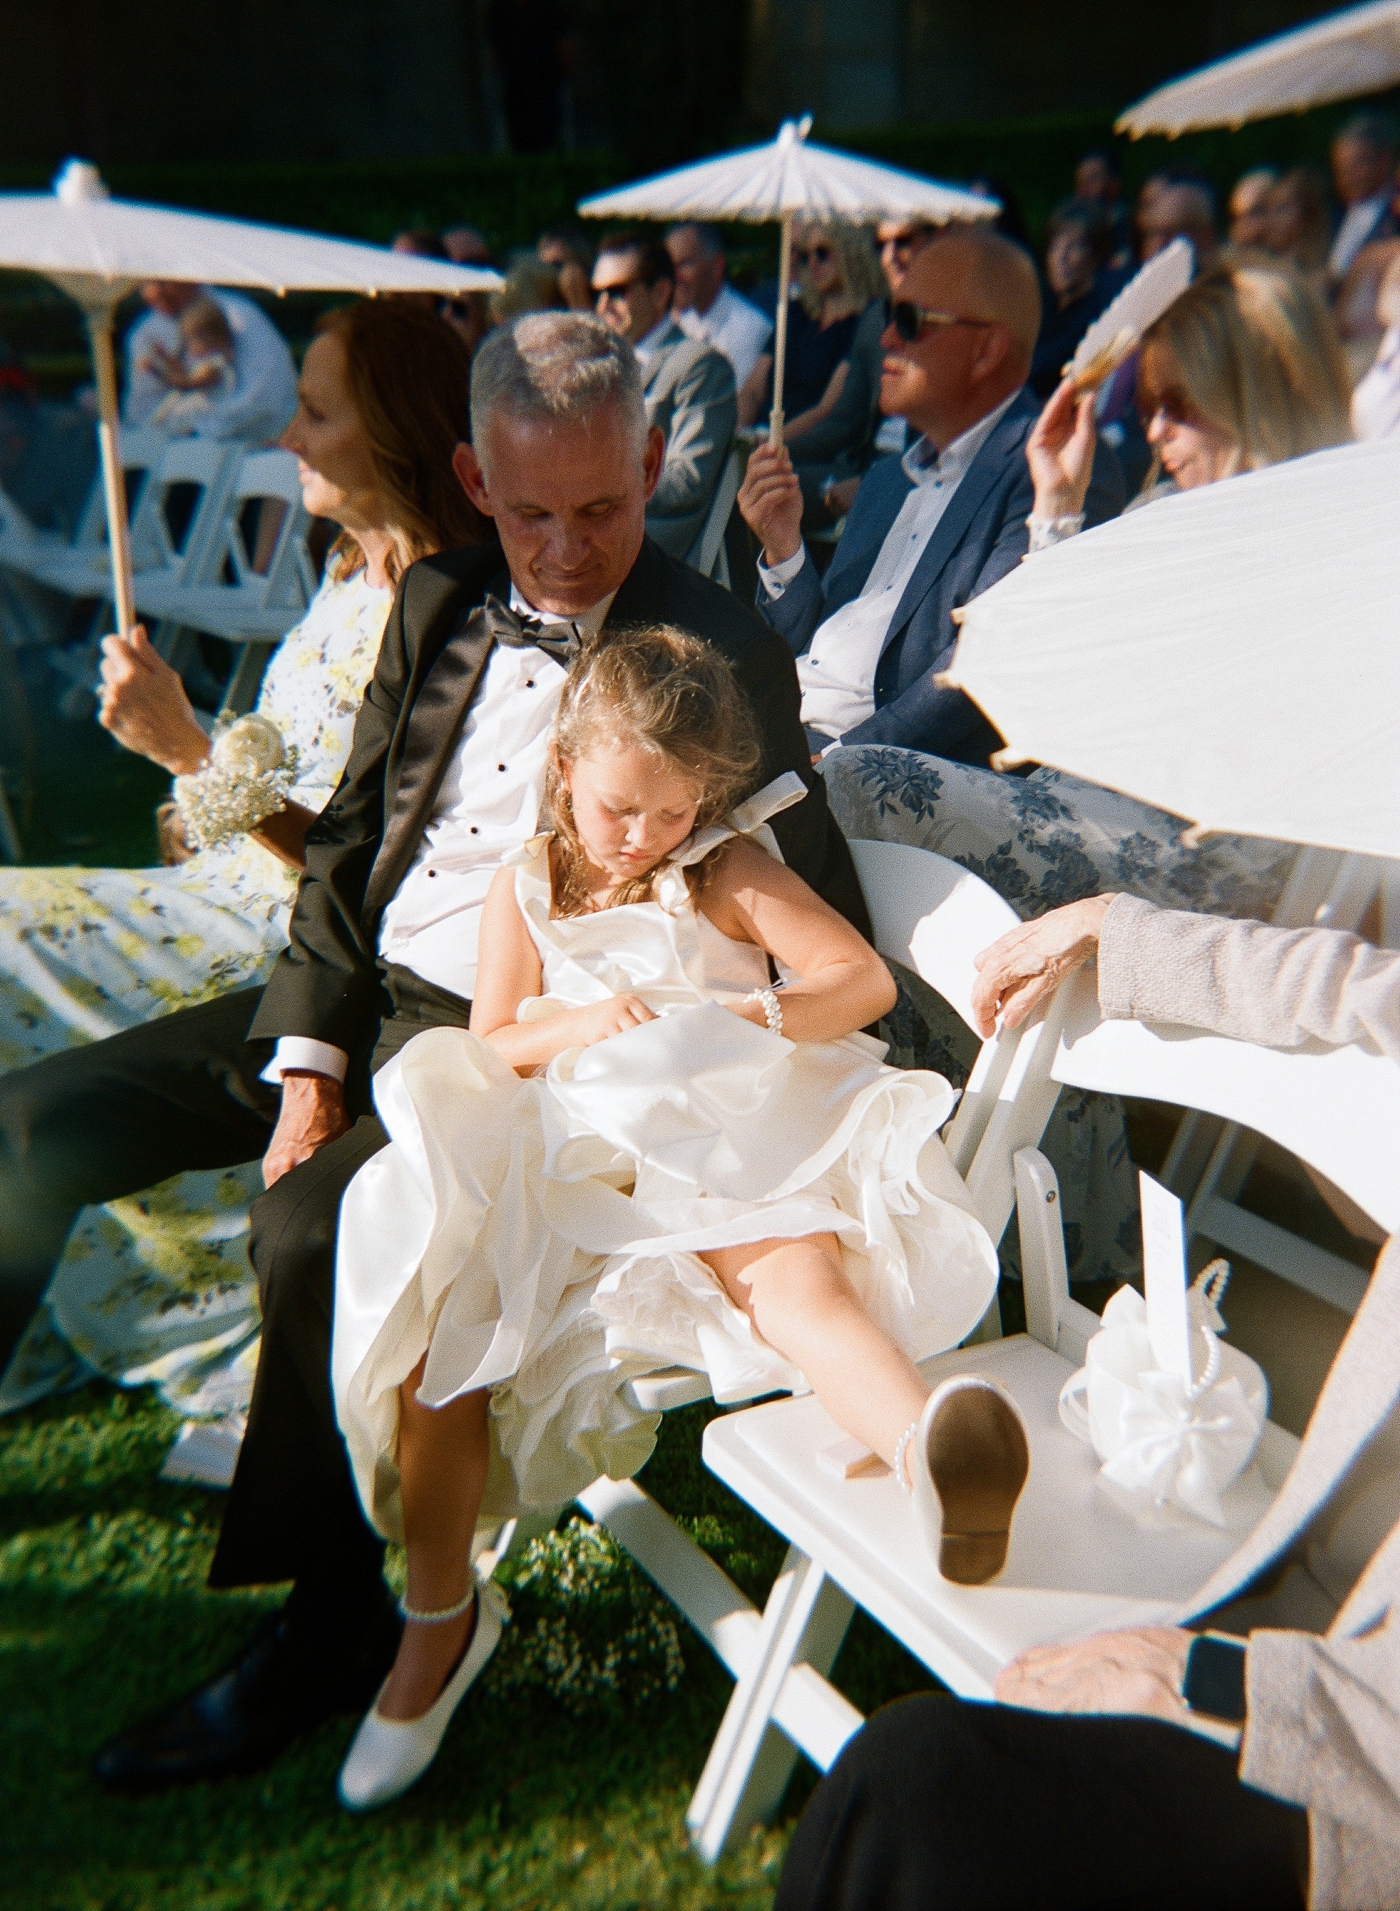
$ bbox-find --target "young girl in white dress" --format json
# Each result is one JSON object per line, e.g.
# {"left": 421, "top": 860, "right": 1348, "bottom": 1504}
{"left": 332, "top": 627, "right": 1028, "bottom": 1812}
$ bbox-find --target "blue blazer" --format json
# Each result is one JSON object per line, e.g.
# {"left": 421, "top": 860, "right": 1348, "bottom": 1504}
{"left": 759, "top": 387, "right": 1125, "bottom": 763}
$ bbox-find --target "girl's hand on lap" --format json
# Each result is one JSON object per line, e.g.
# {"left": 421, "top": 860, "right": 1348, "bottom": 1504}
{"left": 561, "top": 994, "right": 657, "bottom": 1047}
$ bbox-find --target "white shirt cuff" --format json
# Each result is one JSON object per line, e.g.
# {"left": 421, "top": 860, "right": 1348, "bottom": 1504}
{"left": 818, "top": 738, "right": 842, "bottom": 759}
{"left": 758, "top": 546, "right": 806, "bottom": 598}
{"left": 260, "top": 1037, "right": 349, "bottom": 1086}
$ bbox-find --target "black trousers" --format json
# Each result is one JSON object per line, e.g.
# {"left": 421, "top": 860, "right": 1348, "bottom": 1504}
{"left": 0, "top": 968, "right": 473, "bottom": 1609}
{"left": 775, "top": 1693, "right": 1307, "bottom": 1911}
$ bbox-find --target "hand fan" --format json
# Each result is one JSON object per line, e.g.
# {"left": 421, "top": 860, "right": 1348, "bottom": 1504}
{"left": 1067, "top": 238, "right": 1194, "bottom": 392}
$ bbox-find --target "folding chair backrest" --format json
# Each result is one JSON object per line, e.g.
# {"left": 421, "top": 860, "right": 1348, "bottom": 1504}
{"left": 847, "top": 838, "right": 1033, "bottom": 1202}
{"left": 685, "top": 441, "right": 745, "bottom": 584}
{"left": 1050, "top": 965, "right": 1399, "bottom": 1240}
{"left": 218, "top": 449, "right": 313, "bottom": 607}
{"left": 127, "top": 438, "right": 238, "bottom": 579}
{"left": 74, "top": 426, "right": 167, "bottom": 551}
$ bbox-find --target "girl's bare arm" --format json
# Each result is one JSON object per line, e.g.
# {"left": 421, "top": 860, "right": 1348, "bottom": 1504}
{"left": 469, "top": 866, "right": 656, "bottom": 1074}
{"left": 703, "top": 838, "right": 896, "bottom": 1040}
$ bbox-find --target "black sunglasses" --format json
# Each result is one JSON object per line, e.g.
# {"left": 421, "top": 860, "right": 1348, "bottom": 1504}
{"left": 890, "top": 301, "right": 996, "bottom": 343}
{"left": 796, "top": 243, "right": 833, "bottom": 266}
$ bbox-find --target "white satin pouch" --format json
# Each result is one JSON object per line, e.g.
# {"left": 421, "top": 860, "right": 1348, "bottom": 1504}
{"left": 1058, "top": 1277, "right": 1268, "bottom": 1529}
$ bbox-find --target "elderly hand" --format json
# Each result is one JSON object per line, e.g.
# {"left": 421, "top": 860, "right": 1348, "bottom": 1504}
{"left": 1026, "top": 377, "right": 1099, "bottom": 521}
{"left": 738, "top": 442, "right": 804, "bottom": 568}
{"left": 970, "top": 893, "right": 1114, "bottom": 1037}
{"left": 97, "top": 625, "right": 212, "bottom": 776}
{"left": 994, "top": 1627, "right": 1194, "bottom": 1727}
{"left": 263, "top": 1072, "right": 352, "bottom": 1188}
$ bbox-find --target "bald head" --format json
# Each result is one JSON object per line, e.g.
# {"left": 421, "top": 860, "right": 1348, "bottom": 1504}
{"left": 921, "top": 225, "right": 1042, "bottom": 369}
{"left": 878, "top": 224, "right": 1040, "bottom": 444}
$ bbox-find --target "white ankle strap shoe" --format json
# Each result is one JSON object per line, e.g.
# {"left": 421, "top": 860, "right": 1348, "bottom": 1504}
{"left": 337, "top": 1574, "right": 508, "bottom": 1812}
{"left": 910, "top": 1376, "right": 1030, "bottom": 1586}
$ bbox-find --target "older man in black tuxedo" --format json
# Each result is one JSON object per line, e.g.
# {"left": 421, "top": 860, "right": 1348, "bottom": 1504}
{"left": 0, "top": 313, "right": 860, "bottom": 1789}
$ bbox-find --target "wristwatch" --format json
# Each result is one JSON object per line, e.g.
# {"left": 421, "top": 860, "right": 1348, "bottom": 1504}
{"left": 1182, "top": 1634, "right": 1248, "bottom": 1723}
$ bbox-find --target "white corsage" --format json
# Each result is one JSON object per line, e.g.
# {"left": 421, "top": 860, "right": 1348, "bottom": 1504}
{"left": 172, "top": 713, "right": 300, "bottom": 850}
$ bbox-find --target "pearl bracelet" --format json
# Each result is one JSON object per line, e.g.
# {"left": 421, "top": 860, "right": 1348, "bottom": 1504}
{"left": 892, "top": 1417, "right": 920, "bottom": 1493}
{"left": 746, "top": 986, "right": 783, "bottom": 1036}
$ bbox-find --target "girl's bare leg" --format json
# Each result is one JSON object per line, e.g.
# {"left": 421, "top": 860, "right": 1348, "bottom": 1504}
{"left": 700, "top": 1233, "right": 928, "bottom": 1473}
{"left": 377, "top": 1363, "right": 491, "bottom": 1721}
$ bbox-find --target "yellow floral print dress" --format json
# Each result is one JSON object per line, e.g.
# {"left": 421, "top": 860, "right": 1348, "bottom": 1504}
{"left": 0, "top": 569, "right": 391, "bottom": 1418}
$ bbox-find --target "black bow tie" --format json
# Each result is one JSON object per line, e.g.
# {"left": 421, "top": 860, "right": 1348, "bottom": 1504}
{"left": 476, "top": 593, "right": 582, "bottom": 667}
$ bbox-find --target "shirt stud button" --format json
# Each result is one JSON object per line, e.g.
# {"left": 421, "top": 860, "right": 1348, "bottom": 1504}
{"left": 470, "top": 825, "right": 479, "bottom": 835}
{"left": 526, "top": 679, "right": 535, "bottom": 688}
{"left": 498, "top": 763, "right": 507, "bottom": 772}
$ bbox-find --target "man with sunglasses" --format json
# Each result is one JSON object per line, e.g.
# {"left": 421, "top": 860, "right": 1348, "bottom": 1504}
{"left": 738, "top": 225, "right": 1124, "bottom": 765}
{"left": 592, "top": 235, "right": 738, "bottom": 561}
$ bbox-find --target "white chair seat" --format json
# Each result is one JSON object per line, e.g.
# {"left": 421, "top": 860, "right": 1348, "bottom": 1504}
{"left": 703, "top": 1333, "right": 1298, "bottom": 1704}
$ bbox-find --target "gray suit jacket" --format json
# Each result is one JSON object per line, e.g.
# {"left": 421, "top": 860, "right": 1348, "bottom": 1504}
{"left": 640, "top": 320, "right": 737, "bottom": 561}
{"left": 1099, "top": 896, "right": 1400, "bottom": 1909}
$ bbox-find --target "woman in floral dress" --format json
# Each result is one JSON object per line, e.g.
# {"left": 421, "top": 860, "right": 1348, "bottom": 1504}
{"left": 0, "top": 297, "right": 490, "bottom": 1421}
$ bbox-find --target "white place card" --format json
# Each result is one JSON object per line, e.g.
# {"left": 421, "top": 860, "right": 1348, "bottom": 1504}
{"left": 1139, "top": 1170, "right": 1195, "bottom": 1383}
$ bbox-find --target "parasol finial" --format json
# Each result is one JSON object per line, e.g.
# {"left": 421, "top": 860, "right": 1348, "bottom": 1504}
{"left": 777, "top": 116, "right": 814, "bottom": 149}
{"left": 54, "top": 160, "right": 109, "bottom": 206}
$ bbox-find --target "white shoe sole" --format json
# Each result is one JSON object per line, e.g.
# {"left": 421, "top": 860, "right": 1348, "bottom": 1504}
{"left": 911, "top": 1376, "right": 1030, "bottom": 1586}
{"left": 337, "top": 1582, "right": 505, "bottom": 1813}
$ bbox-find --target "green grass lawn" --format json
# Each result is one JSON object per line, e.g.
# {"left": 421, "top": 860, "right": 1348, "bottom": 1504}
{"left": 0, "top": 1380, "right": 943, "bottom": 1911}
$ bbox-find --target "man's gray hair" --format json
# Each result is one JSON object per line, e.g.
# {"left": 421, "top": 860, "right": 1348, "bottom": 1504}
{"left": 470, "top": 312, "right": 646, "bottom": 458}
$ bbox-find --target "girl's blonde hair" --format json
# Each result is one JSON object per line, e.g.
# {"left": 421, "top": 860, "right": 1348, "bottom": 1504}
{"left": 544, "top": 625, "right": 764, "bottom": 919}
{"left": 794, "top": 220, "right": 885, "bottom": 317}
{"left": 1139, "top": 260, "right": 1352, "bottom": 478}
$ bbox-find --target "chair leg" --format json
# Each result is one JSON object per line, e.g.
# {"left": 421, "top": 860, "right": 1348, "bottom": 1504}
{"left": 685, "top": 1545, "right": 855, "bottom": 1864}
{"left": 220, "top": 640, "right": 275, "bottom": 717}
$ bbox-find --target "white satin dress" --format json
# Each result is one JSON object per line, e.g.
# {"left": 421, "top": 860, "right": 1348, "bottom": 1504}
{"left": 333, "top": 776, "right": 999, "bottom": 1543}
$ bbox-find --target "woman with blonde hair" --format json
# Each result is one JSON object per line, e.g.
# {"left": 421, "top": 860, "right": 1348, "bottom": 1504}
{"left": 1134, "top": 258, "right": 1351, "bottom": 485}
{"left": 738, "top": 220, "right": 884, "bottom": 435}
{"left": 0, "top": 297, "right": 491, "bottom": 1430}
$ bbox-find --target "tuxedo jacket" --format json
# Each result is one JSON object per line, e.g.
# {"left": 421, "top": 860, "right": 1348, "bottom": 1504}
{"left": 641, "top": 320, "right": 738, "bottom": 561}
{"left": 760, "top": 387, "right": 1125, "bottom": 763}
{"left": 251, "top": 536, "right": 864, "bottom": 1053}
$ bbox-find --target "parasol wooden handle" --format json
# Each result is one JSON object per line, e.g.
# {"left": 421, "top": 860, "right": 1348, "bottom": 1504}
{"left": 767, "top": 212, "right": 794, "bottom": 451}
{"left": 86, "top": 310, "right": 137, "bottom": 642}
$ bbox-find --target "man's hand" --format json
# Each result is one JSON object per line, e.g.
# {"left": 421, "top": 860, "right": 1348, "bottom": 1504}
{"left": 98, "top": 625, "right": 212, "bottom": 775}
{"left": 738, "top": 443, "right": 804, "bottom": 568}
{"left": 994, "top": 1627, "right": 1193, "bottom": 1727}
{"left": 1026, "top": 377, "right": 1099, "bottom": 522}
{"left": 262, "top": 1071, "right": 352, "bottom": 1189}
{"left": 970, "top": 893, "right": 1114, "bottom": 1037}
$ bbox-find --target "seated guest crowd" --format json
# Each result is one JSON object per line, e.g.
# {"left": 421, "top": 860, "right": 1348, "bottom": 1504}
{"left": 0, "top": 154, "right": 1395, "bottom": 1911}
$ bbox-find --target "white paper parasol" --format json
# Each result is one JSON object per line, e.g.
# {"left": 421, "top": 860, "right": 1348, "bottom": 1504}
{"left": 942, "top": 439, "right": 1400, "bottom": 860}
{"left": 578, "top": 118, "right": 995, "bottom": 446}
{"left": 1119, "top": 0, "right": 1400, "bottom": 137}
{"left": 0, "top": 161, "right": 502, "bottom": 637}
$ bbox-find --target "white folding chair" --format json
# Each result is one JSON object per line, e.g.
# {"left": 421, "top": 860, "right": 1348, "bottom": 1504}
{"left": 518, "top": 842, "right": 1051, "bottom": 1850}
{"left": 16, "top": 427, "right": 167, "bottom": 600}
{"left": 142, "top": 449, "right": 314, "bottom": 712}
{"left": 683, "top": 442, "right": 745, "bottom": 588}
{"left": 692, "top": 959, "right": 1398, "bottom": 1861}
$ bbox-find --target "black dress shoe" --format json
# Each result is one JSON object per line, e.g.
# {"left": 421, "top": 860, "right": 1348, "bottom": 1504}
{"left": 93, "top": 1597, "right": 402, "bottom": 1794}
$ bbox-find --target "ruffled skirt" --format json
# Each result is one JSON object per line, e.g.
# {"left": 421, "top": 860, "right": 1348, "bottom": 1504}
{"left": 333, "top": 1003, "right": 999, "bottom": 1540}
